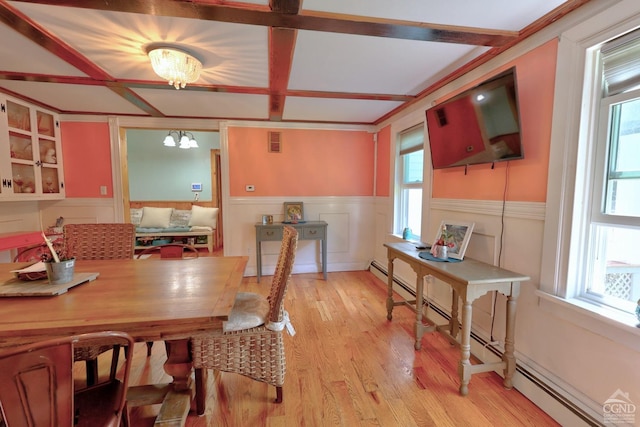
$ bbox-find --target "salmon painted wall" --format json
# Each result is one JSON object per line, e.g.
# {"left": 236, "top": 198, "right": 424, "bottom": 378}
{"left": 376, "top": 125, "right": 391, "bottom": 197}
{"left": 60, "top": 122, "right": 113, "bottom": 198}
{"left": 228, "top": 128, "right": 374, "bottom": 197}
{"left": 431, "top": 39, "right": 557, "bottom": 202}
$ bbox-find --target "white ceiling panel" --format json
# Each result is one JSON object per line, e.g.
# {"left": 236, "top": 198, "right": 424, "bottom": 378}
{"left": 10, "top": 3, "right": 269, "bottom": 88}
{"left": 0, "top": 80, "right": 149, "bottom": 115}
{"left": 0, "top": 21, "right": 86, "bottom": 76}
{"left": 301, "top": 0, "right": 568, "bottom": 31}
{"left": 283, "top": 96, "right": 403, "bottom": 123}
{"left": 133, "top": 89, "right": 270, "bottom": 120}
{"left": 290, "top": 30, "right": 489, "bottom": 95}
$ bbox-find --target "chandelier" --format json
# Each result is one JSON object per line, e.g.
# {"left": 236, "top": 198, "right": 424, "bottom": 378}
{"left": 148, "top": 47, "right": 202, "bottom": 89}
{"left": 163, "top": 130, "right": 199, "bottom": 149}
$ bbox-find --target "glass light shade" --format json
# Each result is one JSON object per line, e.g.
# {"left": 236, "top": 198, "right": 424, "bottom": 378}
{"left": 179, "top": 135, "right": 191, "bottom": 149}
{"left": 163, "top": 135, "right": 176, "bottom": 146}
{"left": 148, "top": 47, "right": 202, "bottom": 90}
{"left": 189, "top": 138, "right": 199, "bottom": 148}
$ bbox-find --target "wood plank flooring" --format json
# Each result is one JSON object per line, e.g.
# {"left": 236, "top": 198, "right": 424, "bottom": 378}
{"left": 88, "top": 270, "right": 559, "bottom": 426}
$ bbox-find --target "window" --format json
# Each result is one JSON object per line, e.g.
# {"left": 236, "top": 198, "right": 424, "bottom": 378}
{"left": 396, "top": 124, "right": 424, "bottom": 238}
{"left": 573, "top": 29, "right": 640, "bottom": 316}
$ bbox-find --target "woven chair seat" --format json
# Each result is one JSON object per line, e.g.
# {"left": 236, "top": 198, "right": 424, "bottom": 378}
{"left": 191, "top": 325, "right": 286, "bottom": 387}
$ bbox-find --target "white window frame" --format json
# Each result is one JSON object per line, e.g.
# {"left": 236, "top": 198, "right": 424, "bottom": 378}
{"left": 538, "top": 4, "right": 640, "bottom": 351}
{"left": 395, "top": 124, "right": 424, "bottom": 238}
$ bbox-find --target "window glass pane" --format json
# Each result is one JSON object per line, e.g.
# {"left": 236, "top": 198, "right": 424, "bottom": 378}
{"left": 605, "top": 98, "right": 640, "bottom": 216}
{"left": 403, "top": 188, "right": 422, "bottom": 236}
{"left": 586, "top": 225, "right": 640, "bottom": 311}
{"left": 403, "top": 150, "right": 423, "bottom": 184}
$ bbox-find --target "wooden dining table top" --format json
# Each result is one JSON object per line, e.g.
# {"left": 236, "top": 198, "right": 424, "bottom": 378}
{"left": 0, "top": 256, "right": 249, "bottom": 348}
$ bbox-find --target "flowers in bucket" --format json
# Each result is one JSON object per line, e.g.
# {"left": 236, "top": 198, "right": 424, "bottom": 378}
{"left": 430, "top": 224, "right": 454, "bottom": 259}
{"left": 42, "top": 233, "right": 76, "bottom": 284}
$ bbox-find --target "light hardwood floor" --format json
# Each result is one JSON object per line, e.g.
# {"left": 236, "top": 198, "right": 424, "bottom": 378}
{"left": 90, "top": 269, "right": 559, "bottom": 426}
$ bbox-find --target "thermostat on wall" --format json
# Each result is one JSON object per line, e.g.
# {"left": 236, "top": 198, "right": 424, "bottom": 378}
{"left": 191, "top": 183, "right": 202, "bottom": 192}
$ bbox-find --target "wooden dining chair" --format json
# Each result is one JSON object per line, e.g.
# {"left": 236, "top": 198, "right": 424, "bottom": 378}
{"left": 135, "top": 242, "right": 199, "bottom": 356}
{"left": 62, "top": 223, "right": 136, "bottom": 261}
{"left": 0, "top": 331, "right": 134, "bottom": 427}
{"left": 62, "top": 223, "right": 136, "bottom": 386}
{"left": 136, "top": 243, "right": 199, "bottom": 260}
{"left": 190, "top": 225, "right": 299, "bottom": 413}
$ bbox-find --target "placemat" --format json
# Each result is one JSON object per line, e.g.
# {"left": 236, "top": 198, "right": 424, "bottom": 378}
{"left": 0, "top": 272, "right": 100, "bottom": 297}
{"left": 418, "top": 251, "right": 462, "bottom": 263}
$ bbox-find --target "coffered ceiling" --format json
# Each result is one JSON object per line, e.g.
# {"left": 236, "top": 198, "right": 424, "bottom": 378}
{"left": 0, "top": 0, "right": 590, "bottom": 125}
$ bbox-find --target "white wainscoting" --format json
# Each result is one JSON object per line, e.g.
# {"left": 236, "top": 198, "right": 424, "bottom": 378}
{"left": 224, "top": 196, "right": 376, "bottom": 277}
{"left": 39, "top": 198, "right": 118, "bottom": 227}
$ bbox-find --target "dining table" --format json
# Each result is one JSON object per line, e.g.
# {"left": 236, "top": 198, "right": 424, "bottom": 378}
{"left": 0, "top": 255, "right": 248, "bottom": 426}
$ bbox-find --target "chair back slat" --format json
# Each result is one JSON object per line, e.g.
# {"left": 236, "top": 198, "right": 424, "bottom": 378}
{"left": 267, "top": 226, "right": 298, "bottom": 323}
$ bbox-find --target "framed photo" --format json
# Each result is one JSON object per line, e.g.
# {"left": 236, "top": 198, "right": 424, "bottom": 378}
{"left": 283, "top": 202, "right": 304, "bottom": 223}
{"left": 432, "top": 220, "right": 475, "bottom": 260}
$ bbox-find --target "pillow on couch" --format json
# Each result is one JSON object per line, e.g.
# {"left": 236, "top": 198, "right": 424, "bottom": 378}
{"left": 130, "top": 208, "right": 143, "bottom": 226}
{"left": 170, "top": 209, "right": 192, "bottom": 228}
{"left": 188, "top": 205, "right": 219, "bottom": 229}
{"left": 139, "top": 207, "right": 173, "bottom": 228}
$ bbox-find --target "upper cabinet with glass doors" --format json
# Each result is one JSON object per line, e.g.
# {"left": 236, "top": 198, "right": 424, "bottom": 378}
{"left": 0, "top": 96, "right": 64, "bottom": 200}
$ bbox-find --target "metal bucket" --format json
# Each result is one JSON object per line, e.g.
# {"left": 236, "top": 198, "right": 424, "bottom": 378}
{"left": 45, "top": 258, "right": 76, "bottom": 285}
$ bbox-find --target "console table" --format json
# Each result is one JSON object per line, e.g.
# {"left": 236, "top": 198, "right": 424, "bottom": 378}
{"left": 255, "top": 221, "right": 327, "bottom": 282}
{"left": 384, "top": 241, "right": 529, "bottom": 396}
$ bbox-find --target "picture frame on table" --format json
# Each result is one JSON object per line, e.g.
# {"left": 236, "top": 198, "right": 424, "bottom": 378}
{"left": 432, "top": 220, "right": 475, "bottom": 260}
{"left": 283, "top": 202, "right": 304, "bottom": 223}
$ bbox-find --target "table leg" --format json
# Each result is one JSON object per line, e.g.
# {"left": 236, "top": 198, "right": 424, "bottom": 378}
{"left": 386, "top": 257, "right": 395, "bottom": 320}
{"left": 414, "top": 275, "right": 424, "bottom": 350}
{"left": 321, "top": 238, "right": 327, "bottom": 280}
{"left": 502, "top": 293, "right": 517, "bottom": 389}
{"left": 164, "top": 339, "right": 193, "bottom": 391}
{"left": 154, "top": 339, "right": 194, "bottom": 425}
{"left": 450, "top": 290, "right": 459, "bottom": 339}
{"left": 458, "top": 299, "right": 472, "bottom": 396}
{"left": 256, "top": 240, "right": 262, "bottom": 283}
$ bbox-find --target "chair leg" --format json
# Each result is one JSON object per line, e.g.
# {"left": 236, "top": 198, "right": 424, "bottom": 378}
{"left": 195, "top": 368, "right": 207, "bottom": 415}
{"left": 120, "top": 401, "right": 130, "bottom": 427}
{"left": 109, "top": 345, "right": 121, "bottom": 381}
{"left": 86, "top": 359, "right": 98, "bottom": 386}
{"left": 275, "top": 386, "right": 283, "bottom": 403}
{"left": 146, "top": 341, "right": 153, "bottom": 357}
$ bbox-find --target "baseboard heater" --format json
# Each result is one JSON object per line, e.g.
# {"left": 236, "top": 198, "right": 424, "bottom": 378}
{"left": 369, "top": 260, "right": 601, "bottom": 427}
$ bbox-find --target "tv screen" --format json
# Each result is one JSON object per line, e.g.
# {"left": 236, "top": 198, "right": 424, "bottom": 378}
{"left": 425, "top": 67, "right": 524, "bottom": 169}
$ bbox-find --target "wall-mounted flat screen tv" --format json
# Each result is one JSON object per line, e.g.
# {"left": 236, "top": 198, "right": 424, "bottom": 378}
{"left": 425, "top": 67, "right": 524, "bottom": 169}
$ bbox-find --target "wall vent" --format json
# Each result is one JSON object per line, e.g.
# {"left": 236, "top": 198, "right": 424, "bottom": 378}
{"left": 268, "top": 131, "right": 282, "bottom": 153}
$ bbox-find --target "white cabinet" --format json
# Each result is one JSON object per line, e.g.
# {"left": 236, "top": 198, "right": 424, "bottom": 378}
{"left": 0, "top": 96, "right": 64, "bottom": 200}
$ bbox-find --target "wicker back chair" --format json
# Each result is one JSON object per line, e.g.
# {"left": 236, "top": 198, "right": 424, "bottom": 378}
{"left": 0, "top": 331, "right": 134, "bottom": 427}
{"left": 63, "top": 223, "right": 136, "bottom": 260}
{"left": 191, "top": 225, "right": 299, "bottom": 413}
{"left": 62, "top": 223, "right": 136, "bottom": 386}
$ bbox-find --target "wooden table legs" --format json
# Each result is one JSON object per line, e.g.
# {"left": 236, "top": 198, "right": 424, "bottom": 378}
{"left": 127, "top": 339, "right": 195, "bottom": 427}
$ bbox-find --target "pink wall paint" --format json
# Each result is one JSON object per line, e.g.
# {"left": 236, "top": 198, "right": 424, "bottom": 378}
{"left": 60, "top": 122, "right": 113, "bottom": 198}
{"left": 228, "top": 127, "right": 374, "bottom": 197}
{"left": 431, "top": 39, "right": 557, "bottom": 202}
{"left": 376, "top": 125, "right": 391, "bottom": 197}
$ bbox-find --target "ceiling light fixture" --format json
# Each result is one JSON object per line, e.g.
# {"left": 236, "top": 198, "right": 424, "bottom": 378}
{"left": 163, "top": 130, "right": 199, "bottom": 149}
{"left": 148, "top": 47, "right": 202, "bottom": 90}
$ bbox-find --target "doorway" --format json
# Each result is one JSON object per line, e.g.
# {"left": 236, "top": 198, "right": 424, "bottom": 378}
{"left": 118, "top": 128, "right": 223, "bottom": 252}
